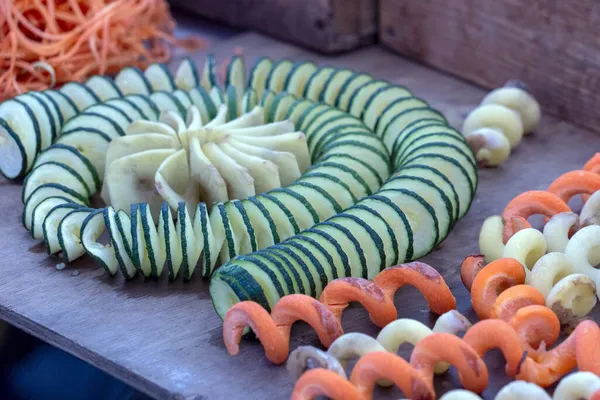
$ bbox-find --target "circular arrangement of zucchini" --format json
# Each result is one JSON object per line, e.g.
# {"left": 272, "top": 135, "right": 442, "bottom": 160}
{"left": 1, "top": 54, "right": 476, "bottom": 316}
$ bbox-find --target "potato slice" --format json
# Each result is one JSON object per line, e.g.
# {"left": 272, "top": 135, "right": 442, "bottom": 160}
{"left": 101, "top": 134, "right": 179, "bottom": 203}
{"left": 232, "top": 132, "right": 310, "bottom": 172}
{"left": 155, "top": 149, "right": 199, "bottom": 214}
{"left": 106, "top": 149, "right": 176, "bottom": 218}
{"left": 219, "top": 142, "right": 280, "bottom": 193}
{"left": 189, "top": 136, "right": 228, "bottom": 205}
{"left": 203, "top": 142, "right": 255, "bottom": 199}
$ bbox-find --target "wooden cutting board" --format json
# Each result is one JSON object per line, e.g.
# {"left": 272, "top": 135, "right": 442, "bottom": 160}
{"left": 0, "top": 31, "right": 598, "bottom": 399}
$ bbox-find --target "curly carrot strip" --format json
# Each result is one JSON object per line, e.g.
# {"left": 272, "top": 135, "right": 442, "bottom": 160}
{"left": 462, "top": 319, "right": 524, "bottom": 377}
{"left": 291, "top": 369, "right": 361, "bottom": 400}
{"left": 224, "top": 262, "right": 454, "bottom": 364}
{"left": 547, "top": 170, "right": 600, "bottom": 204}
{"left": 463, "top": 256, "right": 561, "bottom": 349}
{"left": 518, "top": 320, "right": 600, "bottom": 387}
{"left": 292, "top": 335, "right": 489, "bottom": 400}
{"left": 461, "top": 254, "right": 486, "bottom": 291}
{"left": 469, "top": 258, "right": 526, "bottom": 319}
{"left": 223, "top": 294, "right": 343, "bottom": 365}
{"left": 320, "top": 262, "right": 456, "bottom": 327}
{"left": 501, "top": 191, "right": 571, "bottom": 243}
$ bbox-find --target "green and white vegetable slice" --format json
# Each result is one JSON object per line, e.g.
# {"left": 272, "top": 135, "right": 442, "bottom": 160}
{"left": 1, "top": 55, "right": 477, "bottom": 313}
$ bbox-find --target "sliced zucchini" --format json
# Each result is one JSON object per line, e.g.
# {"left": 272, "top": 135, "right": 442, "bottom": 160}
{"left": 22, "top": 161, "right": 90, "bottom": 203}
{"left": 240, "top": 197, "right": 276, "bottom": 253}
{"left": 303, "top": 67, "right": 335, "bottom": 102}
{"left": 157, "top": 202, "right": 181, "bottom": 280}
{"left": 383, "top": 175, "right": 453, "bottom": 241}
{"left": 0, "top": 104, "right": 38, "bottom": 179}
{"left": 81, "top": 208, "right": 119, "bottom": 275}
{"left": 188, "top": 86, "right": 218, "bottom": 122}
{"left": 320, "top": 68, "right": 353, "bottom": 105}
{"left": 175, "top": 57, "right": 201, "bottom": 91}
{"left": 377, "top": 188, "right": 438, "bottom": 259}
{"left": 43, "top": 89, "right": 79, "bottom": 123}
{"left": 105, "top": 206, "right": 137, "bottom": 279}
{"left": 209, "top": 202, "right": 238, "bottom": 266}
{"left": 248, "top": 57, "right": 274, "bottom": 99}
{"left": 29, "top": 92, "right": 59, "bottom": 145}
{"left": 57, "top": 207, "right": 94, "bottom": 261}
{"left": 335, "top": 72, "right": 372, "bottom": 111}
{"left": 124, "top": 94, "right": 160, "bottom": 121}
{"left": 402, "top": 153, "right": 474, "bottom": 218}
{"left": 114, "top": 66, "right": 153, "bottom": 95}
{"left": 85, "top": 75, "right": 123, "bottom": 101}
{"left": 266, "top": 59, "right": 294, "bottom": 94}
{"left": 374, "top": 97, "right": 429, "bottom": 136}
{"left": 226, "top": 85, "right": 240, "bottom": 121}
{"left": 176, "top": 202, "right": 202, "bottom": 280}
{"left": 268, "top": 92, "right": 296, "bottom": 123}
{"left": 150, "top": 91, "right": 186, "bottom": 114}
{"left": 383, "top": 107, "right": 448, "bottom": 150}
{"left": 241, "top": 89, "right": 259, "bottom": 114}
{"left": 144, "top": 63, "right": 176, "bottom": 92}
{"left": 56, "top": 128, "right": 111, "bottom": 178}
{"left": 61, "top": 112, "right": 126, "bottom": 139}
{"left": 210, "top": 86, "right": 225, "bottom": 107}
{"left": 283, "top": 61, "right": 318, "bottom": 97}
{"left": 59, "top": 82, "right": 101, "bottom": 110}
{"left": 31, "top": 196, "right": 76, "bottom": 240}
{"left": 226, "top": 55, "right": 246, "bottom": 101}
{"left": 193, "top": 202, "right": 218, "bottom": 278}
{"left": 23, "top": 182, "right": 88, "bottom": 231}
{"left": 42, "top": 203, "right": 84, "bottom": 255}
{"left": 34, "top": 143, "right": 101, "bottom": 194}
{"left": 361, "top": 85, "right": 412, "bottom": 129}
{"left": 131, "top": 202, "right": 166, "bottom": 278}
{"left": 201, "top": 54, "right": 218, "bottom": 92}
{"left": 172, "top": 89, "right": 193, "bottom": 110}
{"left": 347, "top": 80, "right": 391, "bottom": 118}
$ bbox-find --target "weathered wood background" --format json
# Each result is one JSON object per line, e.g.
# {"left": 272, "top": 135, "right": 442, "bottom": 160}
{"left": 379, "top": 0, "right": 600, "bottom": 135}
{"left": 0, "top": 31, "right": 598, "bottom": 399}
{"left": 170, "top": 0, "right": 377, "bottom": 53}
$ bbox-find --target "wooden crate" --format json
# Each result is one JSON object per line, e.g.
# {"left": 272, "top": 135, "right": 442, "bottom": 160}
{"left": 171, "top": 0, "right": 377, "bottom": 53}
{"left": 379, "top": 0, "right": 600, "bottom": 134}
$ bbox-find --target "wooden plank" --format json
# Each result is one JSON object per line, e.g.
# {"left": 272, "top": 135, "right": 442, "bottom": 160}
{"left": 170, "top": 0, "right": 377, "bottom": 53}
{"left": 379, "top": 0, "right": 600, "bottom": 135}
{"left": 0, "top": 31, "right": 598, "bottom": 400}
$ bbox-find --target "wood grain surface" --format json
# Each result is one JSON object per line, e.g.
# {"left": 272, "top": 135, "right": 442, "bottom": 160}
{"left": 379, "top": 0, "right": 600, "bottom": 136}
{"left": 0, "top": 31, "right": 599, "bottom": 399}
{"left": 170, "top": 0, "right": 377, "bottom": 53}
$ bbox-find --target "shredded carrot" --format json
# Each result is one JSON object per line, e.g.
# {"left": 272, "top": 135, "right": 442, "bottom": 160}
{"left": 1, "top": 0, "right": 206, "bottom": 101}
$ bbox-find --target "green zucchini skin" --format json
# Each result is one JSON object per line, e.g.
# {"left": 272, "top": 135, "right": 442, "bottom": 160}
{"left": 0, "top": 55, "right": 476, "bottom": 313}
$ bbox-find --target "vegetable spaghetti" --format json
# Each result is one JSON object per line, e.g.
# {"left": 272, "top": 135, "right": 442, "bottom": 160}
{"left": 0, "top": 0, "right": 205, "bottom": 101}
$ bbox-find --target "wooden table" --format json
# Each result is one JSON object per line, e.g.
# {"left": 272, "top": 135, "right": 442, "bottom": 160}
{"left": 1, "top": 27, "right": 599, "bottom": 400}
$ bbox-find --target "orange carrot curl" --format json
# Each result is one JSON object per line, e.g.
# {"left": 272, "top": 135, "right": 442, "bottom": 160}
{"left": 584, "top": 153, "right": 600, "bottom": 174}
{"left": 223, "top": 262, "right": 456, "bottom": 364}
{"left": 463, "top": 318, "right": 600, "bottom": 388}
{"left": 461, "top": 256, "right": 560, "bottom": 349}
{"left": 292, "top": 334, "right": 488, "bottom": 400}
{"left": 501, "top": 191, "right": 570, "bottom": 243}
{"left": 547, "top": 170, "right": 600, "bottom": 204}
{"left": 0, "top": 0, "right": 206, "bottom": 101}
{"left": 320, "top": 262, "right": 456, "bottom": 327}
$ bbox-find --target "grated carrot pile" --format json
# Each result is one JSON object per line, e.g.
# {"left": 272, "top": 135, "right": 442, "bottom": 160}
{"left": 0, "top": 0, "right": 206, "bottom": 101}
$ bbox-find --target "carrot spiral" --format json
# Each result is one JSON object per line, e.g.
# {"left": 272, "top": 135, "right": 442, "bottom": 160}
{"left": 291, "top": 334, "right": 488, "bottom": 400}
{"left": 463, "top": 318, "right": 600, "bottom": 388}
{"left": 500, "top": 153, "right": 600, "bottom": 243}
{"left": 223, "top": 262, "right": 456, "bottom": 364}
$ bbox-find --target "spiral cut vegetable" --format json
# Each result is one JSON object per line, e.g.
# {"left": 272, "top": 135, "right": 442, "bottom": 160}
{"left": 461, "top": 81, "right": 542, "bottom": 167}
{"left": 222, "top": 262, "right": 456, "bottom": 364}
{"left": 441, "top": 371, "right": 600, "bottom": 400}
{"left": 291, "top": 334, "right": 488, "bottom": 400}
{"left": 499, "top": 153, "right": 600, "bottom": 243}
{"left": 287, "top": 309, "right": 471, "bottom": 384}
{"left": 464, "top": 317, "right": 600, "bottom": 388}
